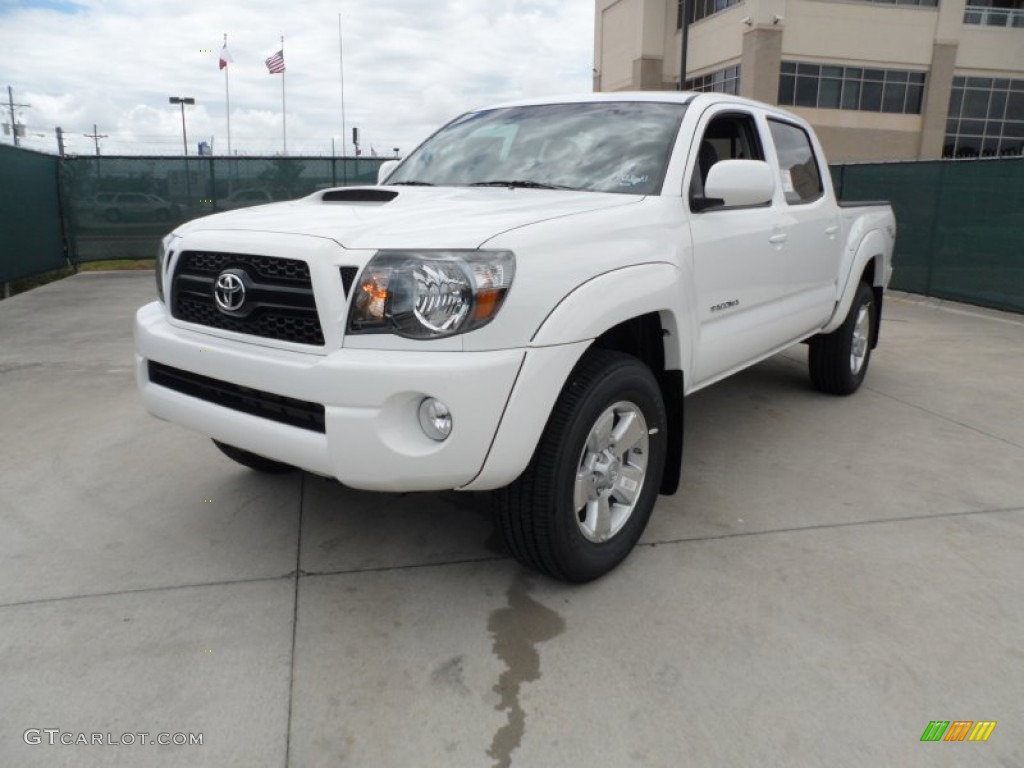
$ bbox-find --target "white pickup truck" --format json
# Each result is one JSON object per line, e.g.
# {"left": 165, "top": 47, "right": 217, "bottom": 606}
{"left": 135, "top": 92, "right": 894, "bottom": 582}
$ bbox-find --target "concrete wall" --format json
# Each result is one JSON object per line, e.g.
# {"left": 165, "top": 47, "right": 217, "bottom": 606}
{"left": 957, "top": 28, "right": 1024, "bottom": 74}
{"left": 596, "top": 0, "right": 643, "bottom": 90}
{"left": 686, "top": 4, "right": 748, "bottom": 77}
{"left": 919, "top": 42, "right": 958, "bottom": 159}
{"left": 782, "top": 0, "right": 938, "bottom": 67}
{"left": 740, "top": 26, "right": 783, "bottom": 103}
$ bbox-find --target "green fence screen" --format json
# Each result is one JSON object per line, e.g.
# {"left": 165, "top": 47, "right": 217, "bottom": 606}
{"left": 60, "top": 155, "right": 387, "bottom": 263}
{"left": 832, "top": 158, "right": 1024, "bottom": 313}
{"left": 3, "top": 144, "right": 1023, "bottom": 314}
{"left": 0, "top": 144, "right": 67, "bottom": 283}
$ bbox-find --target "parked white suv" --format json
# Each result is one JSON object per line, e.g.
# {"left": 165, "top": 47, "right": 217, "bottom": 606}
{"left": 136, "top": 93, "right": 894, "bottom": 581}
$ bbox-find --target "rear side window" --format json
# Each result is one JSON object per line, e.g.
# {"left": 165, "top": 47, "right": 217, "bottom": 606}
{"left": 767, "top": 120, "right": 823, "bottom": 204}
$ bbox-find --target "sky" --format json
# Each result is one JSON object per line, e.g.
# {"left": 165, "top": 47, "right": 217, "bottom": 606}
{"left": 0, "top": 0, "right": 595, "bottom": 157}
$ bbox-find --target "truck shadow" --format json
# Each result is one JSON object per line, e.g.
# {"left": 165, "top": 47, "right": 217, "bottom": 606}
{"left": 298, "top": 475, "right": 504, "bottom": 574}
{"left": 295, "top": 353, "right": 815, "bottom": 576}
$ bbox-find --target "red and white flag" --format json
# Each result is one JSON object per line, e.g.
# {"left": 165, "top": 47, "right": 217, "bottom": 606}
{"left": 219, "top": 43, "right": 233, "bottom": 70}
{"left": 265, "top": 50, "right": 285, "bottom": 74}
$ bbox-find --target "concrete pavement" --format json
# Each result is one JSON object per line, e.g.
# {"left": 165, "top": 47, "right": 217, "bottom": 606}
{"left": 1, "top": 273, "right": 1022, "bottom": 767}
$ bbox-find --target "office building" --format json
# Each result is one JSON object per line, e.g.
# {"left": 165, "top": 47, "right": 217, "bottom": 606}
{"left": 594, "top": 0, "right": 1024, "bottom": 160}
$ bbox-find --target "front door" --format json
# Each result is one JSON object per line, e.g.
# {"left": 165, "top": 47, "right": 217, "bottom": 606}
{"left": 686, "top": 106, "right": 788, "bottom": 386}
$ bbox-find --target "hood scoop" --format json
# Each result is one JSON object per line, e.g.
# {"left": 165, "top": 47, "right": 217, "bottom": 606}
{"left": 320, "top": 188, "right": 398, "bottom": 204}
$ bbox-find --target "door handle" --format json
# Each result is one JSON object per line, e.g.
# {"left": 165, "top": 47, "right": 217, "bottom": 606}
{"left": 825, "top": 225, "right": 840, "bottom": 236}
{"left": 768, "top": 233, "right": 787, "bottom": 245}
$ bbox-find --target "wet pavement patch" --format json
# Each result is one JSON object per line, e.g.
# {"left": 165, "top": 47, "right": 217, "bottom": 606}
{"left": 486, "top": 573, "right": 566, "bottom": 768}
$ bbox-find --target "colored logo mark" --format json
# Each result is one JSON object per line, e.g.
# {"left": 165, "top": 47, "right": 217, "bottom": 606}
{"left": 921, "top": 721, "right": 997, "bottom": 742}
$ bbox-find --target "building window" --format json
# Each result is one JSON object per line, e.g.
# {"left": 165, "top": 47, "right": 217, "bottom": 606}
{"left": 687, "top": 65, "right": 741, "bottom": 95}
{"left": 778, "top": 62, "right": 926, "bottom": 114}
{"left": 680, "top": 0, "right": 744, "bottom": 25}
{"left": 944, "top": 76, "right": 1024, "bottom": 157}
{"left": 963, "top": 0, "right": 1024, "bottom": 28}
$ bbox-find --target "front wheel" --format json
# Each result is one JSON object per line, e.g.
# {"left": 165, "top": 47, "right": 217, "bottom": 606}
{"left": 808, "top": 281, "right": 875, "bottom": 395}
{"left": 494, "top": 349, "right": 667, "bottom": 582}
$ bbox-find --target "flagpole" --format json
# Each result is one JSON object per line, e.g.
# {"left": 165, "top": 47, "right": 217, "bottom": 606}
{"left": 338, "top": 14, "right": 347, "bottom": 167}
{"left": 224, "top": 33, "right": 232, "bottom": 156}
{"left": 281, "top": 35, "right": 287, "bottom": 155}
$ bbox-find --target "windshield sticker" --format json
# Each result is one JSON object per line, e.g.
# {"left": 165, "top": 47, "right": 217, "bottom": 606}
{"left": 618, "top": 173, "right": 650, "bottom": 187}
{"left": 781, "top": 169, "right": 795, "bottom": 194}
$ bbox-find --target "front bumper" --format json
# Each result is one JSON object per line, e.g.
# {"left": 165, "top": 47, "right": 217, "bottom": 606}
{"left": 135, "top": 301, "right": 525, "bottom": 491}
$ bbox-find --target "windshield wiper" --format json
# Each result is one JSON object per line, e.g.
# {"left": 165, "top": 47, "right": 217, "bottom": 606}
{"left": 390, "top": 180, "right": 435, "bottom": 186}
{"left": 469, "top": 180, "right": 578, "bottom": 191}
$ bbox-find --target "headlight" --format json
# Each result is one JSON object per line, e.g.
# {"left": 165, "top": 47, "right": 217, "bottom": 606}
{"left": 347, "top": 250, "right": 515, "bottom": 339}
{"left": 155, "top": 233, "right": 179, "bottom": 303}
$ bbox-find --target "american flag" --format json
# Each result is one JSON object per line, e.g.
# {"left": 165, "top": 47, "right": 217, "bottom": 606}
{"left": 265, "top": 50, "right": 285, "bottom": 74}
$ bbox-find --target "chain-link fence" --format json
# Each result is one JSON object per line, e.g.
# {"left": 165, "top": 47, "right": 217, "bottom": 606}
{"left": 832, "top": 157, "right": 1024, "bottom": 312}
{"left": 3, "top": 146, "right": 1023, "bottom": 313}
{"left": 61, "top": 155, "right": 387, "bottom": 263}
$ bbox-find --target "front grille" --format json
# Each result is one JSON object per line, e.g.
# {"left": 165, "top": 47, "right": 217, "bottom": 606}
{"left": 148, "top": 361, "right": 325, "bottom": 433}
{"left": 171, "top": 251, "right": 324, "bottom": 346}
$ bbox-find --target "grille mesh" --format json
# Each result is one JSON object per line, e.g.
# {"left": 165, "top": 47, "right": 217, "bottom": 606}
{"left": 171, "top": 251, "right": 324, "bottom": 346}
{"left": 182, "top": 251, "right": 312, "bottom": 282}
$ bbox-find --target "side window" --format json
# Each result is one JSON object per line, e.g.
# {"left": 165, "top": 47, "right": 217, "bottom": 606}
{"left": 689, "top": 112, "right": 764, "bottom": 208}
{"left": 767, "top": 119, "right": 823, "bottom": 204}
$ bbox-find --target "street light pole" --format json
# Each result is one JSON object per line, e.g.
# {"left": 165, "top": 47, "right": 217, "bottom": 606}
{"left": 169, "top": 96, "right": 195, "bottom": 210}
{"left": 168, "top": 96, "right": 194, "bottom": 155}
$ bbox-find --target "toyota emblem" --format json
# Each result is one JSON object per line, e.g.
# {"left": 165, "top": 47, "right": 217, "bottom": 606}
{"left": 213, "top": 270, "right": 246, "bottom": 313}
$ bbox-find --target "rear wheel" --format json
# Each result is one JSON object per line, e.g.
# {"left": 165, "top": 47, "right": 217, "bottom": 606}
{"left": 809, "top": 281, "right": 875, "bottom": 395}
{"left": 212, "top": 440, "right": 295, "bottom": 473}
{"left": 494, "top": 349, "right": 667, "bottom": 582}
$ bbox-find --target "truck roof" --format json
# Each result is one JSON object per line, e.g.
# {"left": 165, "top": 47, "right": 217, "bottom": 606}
{"left": 475, "top": 91, "right": 805, "bottom": 125}
{"left": 477, "top": 90, "right": 775, "bottom": 111}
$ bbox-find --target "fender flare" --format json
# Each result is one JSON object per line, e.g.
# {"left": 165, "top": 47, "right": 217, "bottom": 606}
{"left": 530, "top": 262, "right": 688, "bottom": 372}
{"left": 822, "top": 230, "right": 886, "bottom": 335}
{"left": 462, "top": 262, "right": 691, "bottom": 492}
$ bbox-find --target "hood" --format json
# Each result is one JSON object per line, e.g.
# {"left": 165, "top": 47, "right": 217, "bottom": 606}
{"left": 174, "top": 185, "right": 642, "bottom": 250}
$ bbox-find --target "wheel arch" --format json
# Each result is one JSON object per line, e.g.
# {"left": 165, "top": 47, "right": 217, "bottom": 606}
{"left": 824, "top": 229, "right": 887, "bottom": 337}
{"left": 532, "top": 264, "right": 688, "bottom": 496}
{"left": 589, "top": 314, "right": 684, "bottom": 495}
{"left": 860, "top": 257, "right": 884, "bottom": 349}
{"left": 463, "top": 264, "right": 691, "bottom": 495}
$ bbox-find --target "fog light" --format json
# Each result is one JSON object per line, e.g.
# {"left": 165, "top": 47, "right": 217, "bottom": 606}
{"left": 418, "top": 397, "right": 452, "bottom": 441}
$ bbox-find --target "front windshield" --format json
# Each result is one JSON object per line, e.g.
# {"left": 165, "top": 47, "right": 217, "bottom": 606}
{"left": 386, "top": 101, "right": 687, "bottom": 195}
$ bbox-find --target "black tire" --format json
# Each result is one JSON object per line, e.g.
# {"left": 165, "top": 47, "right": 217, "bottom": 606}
{"left": 809, "top": 281, "right": 875, "bottom": 396}
{"left": 494, "top": 349, "right": 668, "bottom": 583}
{"left": 212, "top": 440, "right": 296, "bottom": 473}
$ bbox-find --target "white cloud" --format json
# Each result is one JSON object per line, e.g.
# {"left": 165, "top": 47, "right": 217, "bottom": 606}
{"left": 1, "top": 0, "right": 595, "bottom": 157}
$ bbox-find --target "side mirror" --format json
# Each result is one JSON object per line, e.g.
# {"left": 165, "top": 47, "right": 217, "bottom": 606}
{"left": 702, "top": 160, "right": 775, "bottom": 209}
{"left": 377, "top": 160, "right": 399, "bottom": 185}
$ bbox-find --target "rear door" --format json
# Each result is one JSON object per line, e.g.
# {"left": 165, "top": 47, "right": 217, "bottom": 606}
{"left": 761, "top": 117, "right": 842, "bottom": 333}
